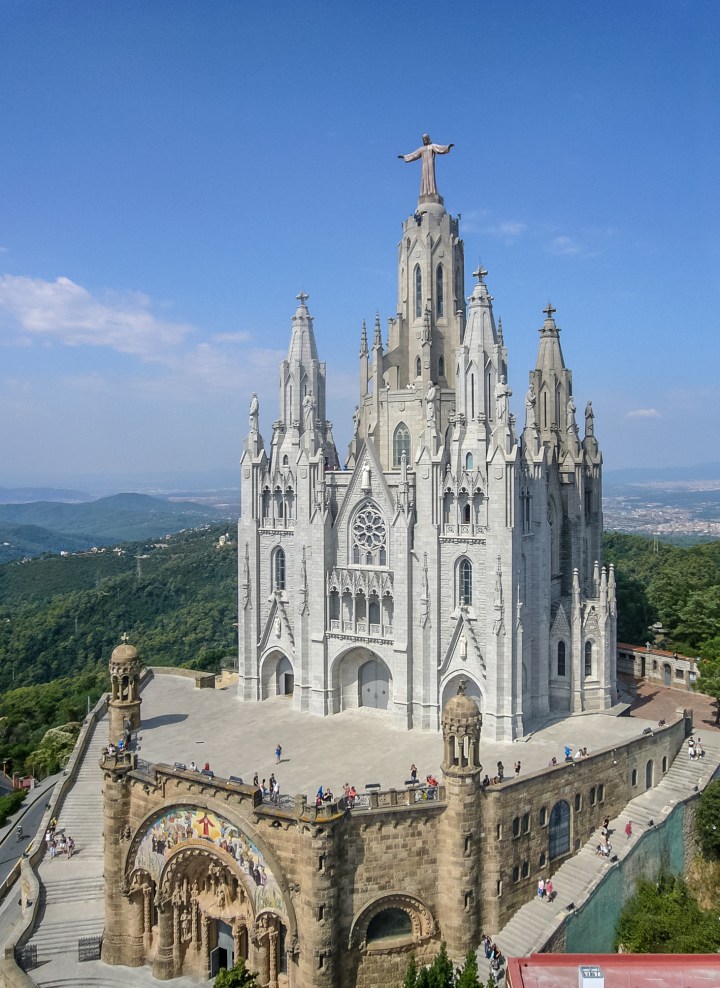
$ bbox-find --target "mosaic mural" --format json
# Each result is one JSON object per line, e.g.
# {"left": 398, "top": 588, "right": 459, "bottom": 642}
{"left": 132, "top": 805, "right": 285, "bottom": 915}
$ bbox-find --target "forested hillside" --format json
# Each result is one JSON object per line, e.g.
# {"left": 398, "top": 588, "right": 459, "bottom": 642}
{"left": 0, "top": 492, "right": 225, "bottom": 562}
{"left": 604, "top": 532, "right": 720, "bottom": 653}
{"left": 0, "top": 523, "right": 237, "bottom": 695}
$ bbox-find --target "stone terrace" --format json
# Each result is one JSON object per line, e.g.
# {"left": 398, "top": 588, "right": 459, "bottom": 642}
{"left": 134, "top": 674, "right": 661, "bottom": 799}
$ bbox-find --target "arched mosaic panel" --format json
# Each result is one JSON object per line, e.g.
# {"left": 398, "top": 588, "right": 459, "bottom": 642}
{"left": 129, "top": 805, "right": 285, "bottom": 916}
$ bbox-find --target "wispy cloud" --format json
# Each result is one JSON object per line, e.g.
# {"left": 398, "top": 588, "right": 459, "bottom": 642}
{"left": 0, "top": 274, "right": 193, "bottom": 359}
{"left": 625, "top": 408, "right": 660, "bottom": 419}
{"left": 548, "top": 235, "right": 581, "bottom": 256}
{"left": 0, "top": 246, "right": 8, "bottom": 254}
{"left": 480, "top": 220, "right": 527, "bottom": 244}
{"left": 212, "top": 331, "right": 253, "bottom": 344}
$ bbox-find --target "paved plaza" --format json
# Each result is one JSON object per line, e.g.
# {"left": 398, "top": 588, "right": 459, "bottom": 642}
{"left": 136, "top": 674, "right": 662, "bottom": 798}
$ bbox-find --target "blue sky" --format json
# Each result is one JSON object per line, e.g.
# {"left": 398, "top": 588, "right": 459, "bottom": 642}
{"left": 0, "top": 0, "right": 718, "bottom": 488}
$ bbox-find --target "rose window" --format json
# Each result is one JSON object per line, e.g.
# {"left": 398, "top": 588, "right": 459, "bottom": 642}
{"left": 352, "top": 505, "right": 387, "bottom": 566}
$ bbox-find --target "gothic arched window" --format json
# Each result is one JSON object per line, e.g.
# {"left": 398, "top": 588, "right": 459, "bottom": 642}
{"left": 352, "top": 503, "right": 387, "bottom": 567}
{"left": 438, "top": 355, "right": 445, "bottom": 378}
{"left": 459, "top": 558, "right": 472, "bottom": 606}
{"left": 436, "top": 263, "right": 444, "bottom": 318}
{"left": 465, "top": 452, "right": 474, "bottom": 471}
{"left": 557, "top": 641, "right": 566, "bottom": 677}
{"left": 273, "top": 547, "right": 286, "bottom": 591}
{"left": 414, "top": 265, "right": 422, "bottom": 319}
{"left": 393, "top": 422, "right": 411, "bottom": 468}
{"left": 584, "top": 640, "right": 593, "bottom": 677}
{"left": 415, "top": 356, "right": 422, "bottom": 378}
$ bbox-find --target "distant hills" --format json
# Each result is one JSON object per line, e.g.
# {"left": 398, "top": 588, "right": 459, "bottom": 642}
{"left": 0, "top": 493, "right": 223, "bottom": 562}
{"left": 0, "top": 487, "right": 94, "bottom": 504}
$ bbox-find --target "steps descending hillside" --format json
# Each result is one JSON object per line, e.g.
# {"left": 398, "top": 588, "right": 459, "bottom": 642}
{"left": 479, "top": 730, "right": 720, "bottom": 978}
{"left": 28, "top": 717, "right": 106, "bottom": 979}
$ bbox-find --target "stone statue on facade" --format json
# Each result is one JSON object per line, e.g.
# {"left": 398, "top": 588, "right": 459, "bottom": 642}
{"left": 495, "top": 376, "right": 512, "bottom": 423}
{"left": 352, "top": 405, "right": 360, "bottom": 436}
{"left": 426, "top": 380, "right": 438, "bottom": 427}
{"left": 398, "top": 134, "right": 454, "bottom": 198}
{"left": 585, "top": 400, "right": 595, "bottom": 436}
{"left": 567, "top": 394, "right": 577, "bottom": 433}
{"left": 249, "top": 392, "right": 259, "bottom": 433}
{"left": 524, "top": 383, "right": 536, "bottom": 429}
{"left": 302, "top": 391, "right": 316, "bottom": 431}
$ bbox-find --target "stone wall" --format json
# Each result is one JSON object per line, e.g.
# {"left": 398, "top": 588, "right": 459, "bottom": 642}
{"left": 101, "top": 713, "right": 688, "bottom": 986}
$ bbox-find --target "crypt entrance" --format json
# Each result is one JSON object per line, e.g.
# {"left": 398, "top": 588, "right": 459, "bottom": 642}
{"left": 123, "top": 805, "right": 292, "bottom": 986}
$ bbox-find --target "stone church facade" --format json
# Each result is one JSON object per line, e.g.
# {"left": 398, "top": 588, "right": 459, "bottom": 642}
{"left": 237, "top": 157, "right": 616, "bottom": 740}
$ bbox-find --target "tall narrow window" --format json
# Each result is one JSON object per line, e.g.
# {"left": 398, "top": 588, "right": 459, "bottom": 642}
{"left": 557, "top": 641, "right": 566, "bottom": 677}
{"left": 436, "top": 264, "right": 444, "bottom": 317}
{"left": 438, "top": 356, "right": 445, "bottom": 378}
{"left": 274, "top": 548, "right": 286, "bottom": 591}
{"left": 416, "top": 356, "right": 422, "bottom": 378}
{"left": 393, "top": 422, "right": 411, "bottom": 467}
{"left": 584, "top": 641, "right": 593, "bottom": 677}
{"left": 414, "top": 265, "right": 422, "bottom": 319}
{"left": 459, "top": 559, "right": 472, "bottom": 606}
{"left": 465, "top": 452, "right": 474, "bottom": 471}
{"left": 470, "top": 374, "right": 475, "bottom": 419}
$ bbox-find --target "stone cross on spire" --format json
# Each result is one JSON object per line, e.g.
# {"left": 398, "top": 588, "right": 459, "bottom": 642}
{"left": 296, "top": 291, "right": 309, "bottom": 307}
{"left": 473, "top": 265, "right": 488, "bottom": 284}
{"left": 543, "top": 303, "right": 556, "bottom": 319}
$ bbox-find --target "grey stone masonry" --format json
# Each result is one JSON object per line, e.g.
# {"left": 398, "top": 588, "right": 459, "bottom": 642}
{"left": 237, "top": 181, "right": 616, "bottom": 741}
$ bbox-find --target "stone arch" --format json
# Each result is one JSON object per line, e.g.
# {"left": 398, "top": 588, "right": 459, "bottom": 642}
{"left": 349, "top": 891, "right": 436, "bottom": 953}
{"left": 330, "top": 646, "right": 393, "bottom": 713}
{"left": 440, "top": 673, "right": 483, "bottom": 714}
{"left": 124, "top": 802, "right": 297, "bottom": 983}
{"left": 260, "top": 648, "right": 294, "bottom": 699}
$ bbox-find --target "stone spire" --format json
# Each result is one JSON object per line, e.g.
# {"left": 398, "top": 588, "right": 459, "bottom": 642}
{"left": 530, "top": 304, "right": 576, "bottom": 451}
{"left": 279, "top": 292, "right": 326, "bottom": 437}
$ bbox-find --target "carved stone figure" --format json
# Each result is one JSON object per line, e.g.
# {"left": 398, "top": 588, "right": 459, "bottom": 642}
{"left": 426, "top": 381, "right": 438, "bottom": 427}
{"left": 495, "top": 376, "right": 512, "bottom": 423}
{"left": 352, "top": 405, "right": 360, "bottom": 436}
{"left": 567, "top": 394, "right": 577, "bottom": 433}
{"left": 525, "top": 384, "right": 536, "bottom": 428}
{"left": 249, "top": 392, "right": 259, "bottom": 433}
{"left": 303, "top": 391, "right": 316, "bottom": 431}
{"left": 398, "top": 134, "right": 454, "bottom": 198}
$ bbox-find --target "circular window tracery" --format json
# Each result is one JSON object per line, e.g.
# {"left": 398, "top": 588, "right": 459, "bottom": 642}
{"left": 353, "top": 507, "right": 386, "bottom": 551}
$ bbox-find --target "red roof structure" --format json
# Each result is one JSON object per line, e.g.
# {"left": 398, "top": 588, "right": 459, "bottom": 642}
{"left": 506, "top": 953, "right": 720, "bottom": 988}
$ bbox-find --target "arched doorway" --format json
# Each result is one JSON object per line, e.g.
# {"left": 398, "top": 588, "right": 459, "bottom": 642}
{"left": 549, "top": 800, "right": 571, "bottom": 860}
{"left": 359, "top": 658, "right": 390, "bottom": 709}
{"left": 646, "top": 759, "right": 654, "bottom": 789}
{"left": 663, "top": 663, "right": 672, "bottom": 686}
{"left": 441, "top": 674, "right": 482, "bottom": 714}
{"left": 276, "top": 656, "right": 294, "bottom": 697}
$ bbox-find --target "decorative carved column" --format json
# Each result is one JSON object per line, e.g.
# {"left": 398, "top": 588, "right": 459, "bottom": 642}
{"left": 268, "top": 927, "right": 279, "bottom": 988}
{"left": 152, "top": 902, "right": 175, "bottom": 981}
{"left": 143, "top": 886, "right": 153, "bottom": 951}
{"left": 200, "top": 914, "right": 210, "bottom": 978}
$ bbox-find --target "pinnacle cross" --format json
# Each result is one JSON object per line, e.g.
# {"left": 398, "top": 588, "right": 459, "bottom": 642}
{"left": 296, "top": 291, "right": 309, "bottom": 307}
{"left": 473, "top": 265, "right": 488, "bottom": 283}
{"left": 120, "top": 631, "right": 129, "bottom": 644}
{"left": 543, "top": 303, "right": 556, "bottom": 319}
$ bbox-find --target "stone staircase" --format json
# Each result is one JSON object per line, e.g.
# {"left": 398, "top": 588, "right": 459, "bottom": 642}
{"left": 28, "top": 717, "right": 106, "bottom": 979}
{"left": 479, "top": 729, "right": 720, "bottom": 977}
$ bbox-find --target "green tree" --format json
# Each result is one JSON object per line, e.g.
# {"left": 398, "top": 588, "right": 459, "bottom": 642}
{"left": 696, "top": 637, "right": 720, "bottom": 724}
{"left": 615, "top": 873, "right": 720, "bottom": 953}
{"left": 455, "top": 950, "right": 481, "bottom": 988}
{"left": 696, "top": 779, "right": 720, "bottom": 858}
{"left": 403, "top": 953, "right": 419, "bottom": 988}
{"left": 213, "top": 958, "right": 259, "bottom": 987}
{"left": 429, "top": 942, "right": 454, "bottom": 988}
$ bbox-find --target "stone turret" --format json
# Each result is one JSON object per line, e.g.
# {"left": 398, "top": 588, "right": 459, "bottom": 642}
{"left": 437, "top": 682, "right": 483, "bottom": 961}
{"left": 108, "top": 637, "right": 142, "bottom": 744}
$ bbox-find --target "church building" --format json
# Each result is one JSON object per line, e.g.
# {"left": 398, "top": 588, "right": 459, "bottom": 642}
{"left": 237, "top": 140, "right": 616, "bottom": 741}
